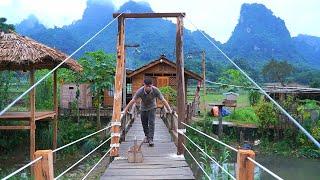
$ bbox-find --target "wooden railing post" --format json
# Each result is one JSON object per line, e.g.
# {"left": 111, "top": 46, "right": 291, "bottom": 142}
{"left": 170, "top": 113, "right": 175, "bottom": 131}
{"left": 186, "top": 104, "right": 190, "bottom": 125}
{"left": 236, "top": 149, "right": 255, "bottom": 180}
{"left": 34, "top": 150, "right": 54, "bottom": 180}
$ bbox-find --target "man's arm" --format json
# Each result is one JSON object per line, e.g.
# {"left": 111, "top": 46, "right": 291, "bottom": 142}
{"left": 123, "top": 98, "right": 136, "bottom": 114}
{"left": 123, "top": 88, "right": 142, "bottom": 113}
{"left": 161, "top": 98, "right": 173, "bottom": 113}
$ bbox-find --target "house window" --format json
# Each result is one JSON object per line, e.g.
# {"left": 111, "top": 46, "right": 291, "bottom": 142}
{"left": 108, "top": 84, "right": 114, "bottom": 96}
{"left": 127, "top": 83, "right": 132, "bottom": 94}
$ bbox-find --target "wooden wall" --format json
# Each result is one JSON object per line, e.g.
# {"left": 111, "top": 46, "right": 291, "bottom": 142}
{"left": 103, "top": 62, "right": 194, "bottom": 107}
{"left": 60, "top": 83, "right": 92, "bottom": 108}
{"left": 131, "top": 62, "right": 178, "bottom": 94}
{"left": 104, "top": 90, "right": 114, "bottom": 107}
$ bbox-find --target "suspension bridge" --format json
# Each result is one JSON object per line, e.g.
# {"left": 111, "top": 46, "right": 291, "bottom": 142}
{"left": 1, "top": 12, "right": 319, "bottom": 180}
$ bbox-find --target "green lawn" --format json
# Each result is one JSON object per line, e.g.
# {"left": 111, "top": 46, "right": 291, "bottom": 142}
{"left": 187, "top": 86, "right": 259, "bottom": 125}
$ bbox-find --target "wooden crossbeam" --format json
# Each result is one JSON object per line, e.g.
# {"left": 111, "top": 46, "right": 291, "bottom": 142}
{"left": 113, "top": 13, "right": 185, "bottom": 18}
{"left": 0, "top": 126, "right": 30, "bottom": 130}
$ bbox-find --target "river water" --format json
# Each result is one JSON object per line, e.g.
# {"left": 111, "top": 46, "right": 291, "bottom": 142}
{"left": 209, "top": 155, "right": 320, "bottom": 180}
{"left": 187, "top": 151, "right": 319, "bottom": 180}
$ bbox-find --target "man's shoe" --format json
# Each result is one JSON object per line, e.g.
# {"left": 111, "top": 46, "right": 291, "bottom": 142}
{"left": 143, "top": 136, "right": 149, "bottom": 143}
{"left": 148, "top": 139, "right": 154, "bottom": 147}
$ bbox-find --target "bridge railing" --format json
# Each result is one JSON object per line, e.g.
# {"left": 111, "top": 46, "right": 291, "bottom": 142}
{"left": 162, "top": 108, "right": 283, "bottom": 180}
{"left": 2, "top": 105, "right": 137, "bottom": 180}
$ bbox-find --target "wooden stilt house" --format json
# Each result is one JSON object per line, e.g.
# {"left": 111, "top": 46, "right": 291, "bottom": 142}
{"left": 104, "top": 55, "right": 202, "bottom": 106}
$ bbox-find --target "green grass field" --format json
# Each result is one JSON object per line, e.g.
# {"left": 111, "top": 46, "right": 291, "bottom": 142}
{"left": 187, "top": 86, "right": 259, "bottom": 125}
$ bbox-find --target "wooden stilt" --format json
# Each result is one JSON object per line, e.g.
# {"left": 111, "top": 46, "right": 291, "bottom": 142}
{"left": 30, "top": 69, "right": 36, "bottom": 175}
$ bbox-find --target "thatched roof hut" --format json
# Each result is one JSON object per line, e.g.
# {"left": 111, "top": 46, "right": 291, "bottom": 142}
{"left": 0, "top": 31, "right": 82, "bottom": 162}
{"left": 0, "top": 31, "right": 82, "bottom": 71}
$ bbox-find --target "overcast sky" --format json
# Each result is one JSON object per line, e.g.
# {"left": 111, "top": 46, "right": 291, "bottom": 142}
{"left": 1, "top": 0, "right": 319, "bottom": 43}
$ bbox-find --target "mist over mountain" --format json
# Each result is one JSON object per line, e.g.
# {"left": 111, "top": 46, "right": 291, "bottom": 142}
{"left": 12, "top": 1, "right": 320, "bottom": 70}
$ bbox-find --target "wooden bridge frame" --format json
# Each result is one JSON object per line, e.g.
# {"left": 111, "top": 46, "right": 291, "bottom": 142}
{"left": 110, "top": 13, "right": 187, "bottom": 156}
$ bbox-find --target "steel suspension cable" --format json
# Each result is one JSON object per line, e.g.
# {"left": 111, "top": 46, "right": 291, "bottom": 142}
{"left": 182, "top": 143, "right": 211, "bottom": 180}
{"left": 2, "top": 157, "right": 42, "bottom": 180}
{"left": 0, "top": 12, "right": 124, "bottom": 116}
{"left": 53, "top": 125, "right": 111, "bottom": 153}
{"left": 184, "top": 15, "right": 320, "bottom": 148}
{"left": 181, "top": 122, "right": 238, "bottom": 152}
{"left": 247, "top": 157, "right": 283, "bottom": 180}
{"left": 205, "top": 80, "right": 258, "bottom": 90}
{"left": 55, "top": 136, "right": 111, "bottom": 179}
{"left": 81, "top": 147, "right": 112, "bottom": 180}
{"left": 179, "top": 131, "right": 236, "bottom": 180}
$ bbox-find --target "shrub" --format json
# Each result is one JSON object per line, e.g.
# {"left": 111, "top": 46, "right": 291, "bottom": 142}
{"left": 159, "top": 86, "right": 177, "bottom": 106}
{"left": 254, "top": 100, "right": 278, "bottom": 132}
{"left": 248, "top": 90, "right": 261, "bottom": 106}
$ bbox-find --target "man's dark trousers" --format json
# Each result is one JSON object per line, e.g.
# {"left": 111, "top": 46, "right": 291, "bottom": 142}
{"left": 140, "top": 108, "right": 156, "bottom": 140}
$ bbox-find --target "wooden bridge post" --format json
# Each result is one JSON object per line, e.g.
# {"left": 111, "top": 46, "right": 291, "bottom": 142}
{"left": 236, "top": 149, "right": 255, "bottom": 180}
{"left": 111, "top": 15, "right": 125, "bottom": 157}
{"left": 34, "top": 150, "right": 54, "bottom": 180}
{"left": 30, "top": 69, "right": 36, "bottom": 176}
{"left": 53, "top": 70, "right": 58, "bottom": 160}
{"left": 201, "top": 50, "right": 206, "bottom": 113}
{"left": 176, "top": 15, "right": 186, "bottom": 155}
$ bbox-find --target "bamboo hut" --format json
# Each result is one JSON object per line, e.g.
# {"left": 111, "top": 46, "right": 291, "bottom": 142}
{"left": 0, "top": 31, "right": 82, "bottom": 162}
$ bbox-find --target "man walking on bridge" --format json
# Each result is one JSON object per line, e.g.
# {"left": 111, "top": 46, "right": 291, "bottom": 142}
{"left": 123, "top": 77, "right": 173, "bottom": 147}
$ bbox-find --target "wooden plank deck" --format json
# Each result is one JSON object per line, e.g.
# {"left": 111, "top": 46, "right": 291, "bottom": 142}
{"left": 102, "top": 115, "right": 194, "bottom": 179}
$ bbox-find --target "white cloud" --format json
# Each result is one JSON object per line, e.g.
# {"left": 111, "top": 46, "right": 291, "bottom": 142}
{"left": 0, "top": 0, "right": 87, "bottom": 28}
{"left": 112, "top": 0, "right": 320, "bottom": 42}
{"left": 1, "top": 0, "right": 319, "bottom": 42}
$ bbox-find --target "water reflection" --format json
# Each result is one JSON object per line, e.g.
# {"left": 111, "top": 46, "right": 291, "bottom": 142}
{"left": 209, "top": 156, "right": 320, "bottom": 180}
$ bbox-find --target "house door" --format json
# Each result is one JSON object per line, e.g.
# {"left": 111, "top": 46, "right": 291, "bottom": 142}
{"left": 156, "top": 77, "right": 169, "bottom": 88}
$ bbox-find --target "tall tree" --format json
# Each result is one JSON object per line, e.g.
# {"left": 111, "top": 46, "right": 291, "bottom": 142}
{"left": 0, "top": 17, "right": 15, "bottom": 32}
{"left": 79, "top": 50, "right": 116, "bottom": 129}
{"left": 262, "top": 59, "right": 294, "bottom": 86}
{"left": 218, "top": 69, "right": 251, "bottom": 87}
